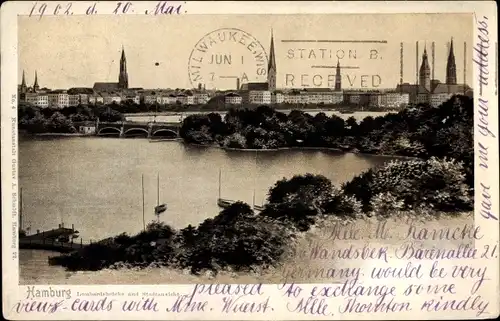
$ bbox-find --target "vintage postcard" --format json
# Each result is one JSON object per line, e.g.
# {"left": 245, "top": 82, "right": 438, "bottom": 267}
{"left": 1, "top": 1, "right": 499, "bottom": 320}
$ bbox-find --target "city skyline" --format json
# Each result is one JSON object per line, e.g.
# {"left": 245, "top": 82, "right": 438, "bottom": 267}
{"left": 19, "top": 14, "right": 473, "bottom": 90}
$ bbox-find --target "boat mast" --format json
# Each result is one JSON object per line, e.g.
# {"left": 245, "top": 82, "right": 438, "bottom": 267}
{"left": 142, "top": 174, "right": 146, "bottom": 231}
{"left": 218, "top": 169, "right": 221, "bottom": 199}
{"left": 157, "top": 173, "right": 160, "bottom": 223}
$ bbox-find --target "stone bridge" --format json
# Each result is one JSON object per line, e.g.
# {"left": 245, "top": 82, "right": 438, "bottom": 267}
{"left": 96, "top": 121, "right": 181, "bottom": 138}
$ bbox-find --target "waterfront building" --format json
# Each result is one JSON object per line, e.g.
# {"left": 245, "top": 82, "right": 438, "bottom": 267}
{"left": 79, "top": 94, "right": 89, "bottom": 105}
{"left": 88, "top": 94, "right": 104, "bottom": 105}
{"left": 78, "top": 124, "right": 96, "bottom": 135}
{"left": 301, "top": 88, "right": 344, "bottom": 104}
{"left": 143, "top": 93, "right": 158, "bottom": 105}
{"left": 68, "top": 94, "right": 80, "bottom": 106}
{"left": 369, "top": 93, "right": 382, "bottom": 108}
{"left": 127, "top": 95, "right": 141, "bottom": 104}
{"left": 241, "top": 90, "right": 271, "bottom": 104}
{"left": 158, "top": 95, "right": 171, "bottom": 105}
{"left": 167, "top": 94, "right": 177, "bottom": 104}
{"left": 34, "top": 94, "right": 49, "bottom": 108}
{"left": 25, "top": 93, "right": 37, "bottom": 105}
{"left": 194, "top": 92, "right": 209, "bottom": 104}
{"left": 283, "top": 91, "right": 304, "bottom": 104}
{"left": 346, "top": 92, "right": 361, "bottom": 105}
{"left": 176, "top": 94, "right": 188, "bottom": 105}
{"left": 271, "top": 92, "right": 284, "bottom": 104}
{"left": 48, "top": 91, "right": 69, "bottom": 108}
{"left": 101, "top": 92, "right": 122, "bottom": 105}
{"left": 225, "top": 92, "right": 242, "bottom": 105}
{"left": 380, "top": 92, "right": 410, "bottom": 108}
{"left": 429, "top": 93, "right": 454, "bottom": 108}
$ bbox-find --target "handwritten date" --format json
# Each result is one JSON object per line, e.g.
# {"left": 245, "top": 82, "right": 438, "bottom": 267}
{"left": 29, "top": 2, "right": 73, "bottom": 19}
{"left": 29, "top": 1, "right": 185, "bottom": 19}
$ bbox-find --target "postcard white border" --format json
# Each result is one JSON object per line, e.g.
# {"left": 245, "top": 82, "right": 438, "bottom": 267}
{"left": 2, "top": 1, "right": 499, "bottom": 320}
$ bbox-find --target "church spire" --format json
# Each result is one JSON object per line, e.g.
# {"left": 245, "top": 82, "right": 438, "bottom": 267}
{"left": 268, "top": 29, "right": 276, "bottom": 72}
{"left": 335, "top": 58, "right": 341, "bottom": 91}
{"left": 33, "top": 70, "right": 39, "bottom": 92}
{"left": 20, "top": 70, "right": 27, "bottom": 94}
{"left": 118, "top": 46, "right": 128, "bottom": 89}
{"left": 267, "top": 29, "right": 277, "bottom": 91}
{"left": 446, "top": 37, "right": 457, "bottom": 85}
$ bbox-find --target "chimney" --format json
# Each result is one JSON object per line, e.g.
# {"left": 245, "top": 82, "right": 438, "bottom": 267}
{"left": 399, "top": 42, "right": 403, "bottom": 92}
{"left": 236, "top": 78, "right": 240, "bottom": 91}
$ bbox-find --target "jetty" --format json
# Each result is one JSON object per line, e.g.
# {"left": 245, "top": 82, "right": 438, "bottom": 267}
{"left": 19, "top": 224, "right": 91, "bottom": 253}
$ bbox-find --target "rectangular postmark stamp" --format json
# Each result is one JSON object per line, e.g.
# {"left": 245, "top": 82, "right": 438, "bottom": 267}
{"left": 1, "top": 1, "right": 499, "bottom": 320}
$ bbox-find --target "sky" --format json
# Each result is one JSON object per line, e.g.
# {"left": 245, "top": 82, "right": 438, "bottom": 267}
{"left": 18, "top": 13, "right": 473, "bottom": 90}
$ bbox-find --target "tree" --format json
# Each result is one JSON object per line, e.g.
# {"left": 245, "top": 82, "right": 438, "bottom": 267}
{"left": 262, "top": 174, "right": 334, "bottom": 230}
{"left": 46, "top": 112, "right": 76, "bottom": 133}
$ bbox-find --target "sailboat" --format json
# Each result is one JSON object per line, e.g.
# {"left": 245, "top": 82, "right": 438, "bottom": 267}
{"left": 154, "top": 173, "right": 168, "bottom": 221}
{"left": 217, "top": 169, "right": 233, "bottom": 208}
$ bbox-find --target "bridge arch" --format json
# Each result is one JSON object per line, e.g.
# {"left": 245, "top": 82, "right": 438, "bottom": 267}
{"left": 124, "top": 128, "right": 149, "bottom": 137}
{"left": 152, "top": 129, "right": 179, "bottom": 138}
{"left": 98, "top": 127, "right": 121, "bottom": 136}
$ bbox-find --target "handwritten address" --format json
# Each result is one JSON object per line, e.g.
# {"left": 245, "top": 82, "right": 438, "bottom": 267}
{"left": 474, "top": 15, "right": 498, "bottom": 221}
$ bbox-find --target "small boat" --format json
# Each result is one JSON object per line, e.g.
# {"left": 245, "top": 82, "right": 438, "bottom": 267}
{"left": 155, "top": 204, "right": 168, "bottom": 214}
{"left": 253, "top": 204, "right": 265, "bottom": 211}
{"left": 217, "top": 198, "right": 233, "bottom": 208}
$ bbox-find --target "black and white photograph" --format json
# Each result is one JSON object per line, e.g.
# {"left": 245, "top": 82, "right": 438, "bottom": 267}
{"left": 2, "top": 2, "right": 498, "bottom": 319}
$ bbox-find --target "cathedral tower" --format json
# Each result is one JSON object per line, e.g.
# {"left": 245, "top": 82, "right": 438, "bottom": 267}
{"left": 335, "top": 59, "right": 342, "bottom": 91}
{"left": 446, "top": 38, "right": 457, "bottom": 85}
{"left": 118, "top": 46, "right": 129, "bottom": 89}
{"left": 33, "top": 70, "right": 39, "bottom": 92}
{"left": 267, "top": 30, "right": 277, "bottom": 91}
{"left": 419, "top": 45, "right": 431, "bottom": 91}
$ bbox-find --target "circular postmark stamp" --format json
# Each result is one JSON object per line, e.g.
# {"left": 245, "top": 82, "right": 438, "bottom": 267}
{"left": 188, "top": 28, "right": 269, "bottom": 90}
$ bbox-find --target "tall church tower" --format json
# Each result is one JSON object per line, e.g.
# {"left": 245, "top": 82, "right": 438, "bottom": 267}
{"left": 33, "top": 70, "right": 39, "bottom": 92}
{"left": 419, "top": 45, "right": 431, "bottom": 91}
{"left": 118, "top": 46, "right": 129, "bottom": 89}
{"left": 446, "top": 38, "right": 457, "bottom": 85}
{"left": 335, "top": 59, "right": 342, "bottom": 91}
{"left": 267, "top": 30, "right": 277, "bottom": 91}
{"left": 20, "top": 70, "right": 27, "bottom": 94}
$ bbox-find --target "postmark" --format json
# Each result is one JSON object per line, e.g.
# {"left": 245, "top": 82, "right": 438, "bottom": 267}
{"left": 188, "top": 28, "right": 268, "bottom": 90}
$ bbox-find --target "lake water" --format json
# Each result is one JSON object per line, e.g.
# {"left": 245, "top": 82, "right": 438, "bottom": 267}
{"left": 19, "top": 137, "right": 396, "bottom": 284}
{"left": 125, "top": 110, "right": 393, "bottom": 123}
